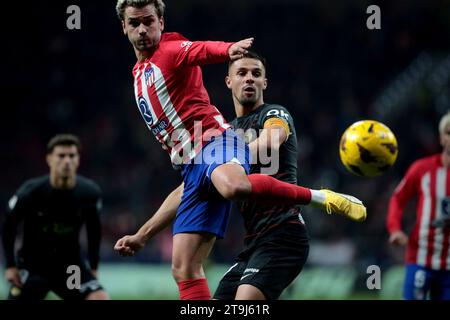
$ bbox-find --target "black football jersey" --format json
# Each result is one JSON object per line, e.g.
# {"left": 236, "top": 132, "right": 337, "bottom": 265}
{"left": 231, "top": 103, "right": 304, "bottom": 249}
{"left": 2, "top": 175, "right": 102, "bottom": 271}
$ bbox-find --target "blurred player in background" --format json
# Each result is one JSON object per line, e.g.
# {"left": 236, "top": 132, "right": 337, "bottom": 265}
{"left": 387, "top": 111, "right": 450, "bottom": 300}
{"left": 2, "top": 134, "right": 109, "bottom": 300}
{"left": 115, "top": 0, "right": 366, "bottom": 300}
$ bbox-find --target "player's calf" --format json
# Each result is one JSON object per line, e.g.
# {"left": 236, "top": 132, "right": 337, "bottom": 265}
{"left": 177, "top": 278, "right": 211, "bottom": 300}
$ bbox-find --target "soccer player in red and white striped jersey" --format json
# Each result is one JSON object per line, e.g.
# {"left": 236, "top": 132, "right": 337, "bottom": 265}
{"left": 387, "top": 111, "right": 450, "bottom": 300}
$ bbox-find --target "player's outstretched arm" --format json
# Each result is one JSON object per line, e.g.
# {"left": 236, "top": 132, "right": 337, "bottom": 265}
{"left": 114, "top": 183, "right": 184, "bottom": 257}
{"left": 2, "top": 195, "right": 25, "bottom": 286}
{"left": 228, "top": 37, "right": 254, "bottom": 60}
{"left": 386, "top": 162, "right": 419, "bottom": 236}
{"left": 248, "top": 126, "right": 287, "bottom": 165}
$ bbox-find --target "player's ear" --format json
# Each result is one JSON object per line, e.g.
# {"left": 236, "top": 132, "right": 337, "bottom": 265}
{"left": 225, "top": 75, "right": 232, "bottom": 89}
{"left": 263, "top": 77, "right": 268, "bottom": 90}
{"left": 75, "top": 156, "right": 80, "bottom": 169}
{"left": 122, "top": 20, "right": 127, "bottom": 35}
{"left": 160, "top": 16, "right": 165, "bottom": 32}
{"left": 46, "top": 154, "right": 52, "bottom": 168}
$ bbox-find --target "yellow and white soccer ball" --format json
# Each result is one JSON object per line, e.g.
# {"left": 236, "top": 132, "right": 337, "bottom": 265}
{"left": 339, "top": 120, "right": 398, "bottom": 177}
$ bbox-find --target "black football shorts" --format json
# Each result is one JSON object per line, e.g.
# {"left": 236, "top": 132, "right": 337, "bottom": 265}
{"left": 7, "top": 261, "right": 103, "bottom": 300}
{"left": 213, "top": 222, "right": 309, "bottom": 300}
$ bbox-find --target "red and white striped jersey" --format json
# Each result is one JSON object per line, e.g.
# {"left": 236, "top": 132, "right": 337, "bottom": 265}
{"left": 387, "top": 154, "right": 450, "bottom": 270}
{"left": 132, "top": 32, "right": 232, "bottom": 164}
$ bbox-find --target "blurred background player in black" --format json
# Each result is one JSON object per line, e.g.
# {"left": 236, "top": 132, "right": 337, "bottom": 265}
{"left": 2, "top": 134, "right": 109, "bottom": 300}
{"left": 213, "top": 52, "right": 309, "bottom": 300}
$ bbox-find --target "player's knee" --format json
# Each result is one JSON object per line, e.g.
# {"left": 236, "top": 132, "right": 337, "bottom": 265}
{"left": 219, "top": 178, "right": 251, "bottom": 201}
{"left": 172, "top": 263, "right": 202, "bottom": 282}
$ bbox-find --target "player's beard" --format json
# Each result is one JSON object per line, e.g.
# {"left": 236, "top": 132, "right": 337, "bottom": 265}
{"left": 239, "top": 92, "right": 259, "bottom": 108}
{"left": 134, "top": 36, "right": 156, "bottom": 52}
{"left": 135, "top": 40, "right": 152, "bottom": 52}
{"left": 59, "top": 172, "right": 76, "bottom": 189}
{"left": 60, "top": 165, "right": 74, "bottom": 181}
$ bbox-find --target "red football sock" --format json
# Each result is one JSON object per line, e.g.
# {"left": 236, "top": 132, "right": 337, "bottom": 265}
{"left": 177, "top": 278, "right": 211, "bottom": 300}
{"left": 247, "top": 174, "right": 312, "bottom": 205}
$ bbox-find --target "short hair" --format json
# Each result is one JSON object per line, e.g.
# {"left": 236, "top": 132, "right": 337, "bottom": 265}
{"left": 228, "top": 51, "right": 267, "bottom": 70}
{"left": 439, "top": 111, "right": 450, "bottom": 134}
{"left": 47, "top": 134, "right": 81, "bottom": 154}
{"left": 116, "top": 0, "right": 166, "bottom": 21}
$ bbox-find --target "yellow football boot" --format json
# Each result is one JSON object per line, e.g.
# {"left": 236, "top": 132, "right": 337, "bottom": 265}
{"left": 319, "top": 190, "right": 367, "bottom": 222}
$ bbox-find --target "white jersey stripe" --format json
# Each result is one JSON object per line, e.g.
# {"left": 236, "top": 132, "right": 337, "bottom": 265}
{"left": 212, "top": 106, "right": 232, "bottom": 130}
{"left": 432, "top": 168, "right": 446, "bottom": 269}
{"left": 138, "top": 64, "right": 159, "bottom": 123}
{"left": 150, "top": 63, "right": 195, "bottom": 161}
{"left": 134, "top": 65, "right": 161, "bottom": 141}
{"left": 139, "top": 63, "right": 172, "bottom": 145}
{"left": 417, "top": 172, "right": 431, "bottom": 266}
{"left": 133, "top": 66, "right": 142, "bottom": 107}
{"left": 151, "top": 64, "right": 186, "bottom": 135}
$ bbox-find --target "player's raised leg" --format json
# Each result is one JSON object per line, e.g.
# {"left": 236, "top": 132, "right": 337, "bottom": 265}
{"left": 172, "top": 232, "right": 216, "bottom": 300}
{"left": 211, "top": 163, "right": 367, "bottom": 222}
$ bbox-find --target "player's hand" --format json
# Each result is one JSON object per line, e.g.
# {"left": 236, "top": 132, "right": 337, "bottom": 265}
{"left": 91, "top": 269, "right": 98, "bottom": 279}
{"left": 389, "top": 230, "right": 408, "bottom": 246}
{"left": 228, "top": 37, "right": 254, "bottom": 60}
{"left": 5, "top": 267, "right": 22, "bottom": 288}
{"left": 114, "top": 234, "right": 146, "bottom": 257}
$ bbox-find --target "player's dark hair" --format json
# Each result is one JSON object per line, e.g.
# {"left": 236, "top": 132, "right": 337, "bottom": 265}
{"left": 116, "top": 0, "right": 166, "bottom": 21}
{"left": 47, "top": 134, "right": 81, "bottom": 154}
{"left": 228, "top": 51, "right": 267, "bottom": 70}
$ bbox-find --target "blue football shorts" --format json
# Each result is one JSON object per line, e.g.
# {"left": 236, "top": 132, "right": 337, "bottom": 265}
{"left": 403, "top": 263, "right": 450, "bottom": 300}
{"left": 172, "top": 129, "right": 250, "bottom": 238}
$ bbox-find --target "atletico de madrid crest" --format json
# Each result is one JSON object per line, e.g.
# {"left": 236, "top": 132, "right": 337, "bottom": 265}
{"left": 145, "top": 66, "right": 155, "bottom": 87}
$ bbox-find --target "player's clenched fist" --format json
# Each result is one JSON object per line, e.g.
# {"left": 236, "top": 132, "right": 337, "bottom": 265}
{"left": 228, "top": 37, "right": 254, "bottom": 60}
{"left": 5, "top": 267, "right": 22, "bottom": 288}
{"left": 114, "top": 234, "right": 146, "bottom": 256}
{"left": 389, "top": 230, "right": 408, "bottom": 246}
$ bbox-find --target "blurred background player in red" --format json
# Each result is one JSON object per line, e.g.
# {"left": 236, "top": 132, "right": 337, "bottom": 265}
{"left": 387, "top": 111, "right": 450, "bottom": 300}
{"left": 114, "top": 0, "right": 366, "bottom": 300}
{"left": 212, "top": 51, "right": 309, "bottom": 300}
{"left": 2, "top": 134, "right": 109, "bottom": 300}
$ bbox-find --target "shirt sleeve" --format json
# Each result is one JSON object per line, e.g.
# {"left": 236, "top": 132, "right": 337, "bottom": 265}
{"left": 168, "top": 40, "right": 233, "bottom": 68}
{"left": 85, "top": 191, "right": 102, "bottom": 271}
{"left": 2, "top": 188, "right": 28, "bottom": 268}
{"left": 386, "top": 161, "right": 421, "bottom": 234}
{"left": 259, "top": 105, "right": 294, "bottom": 142}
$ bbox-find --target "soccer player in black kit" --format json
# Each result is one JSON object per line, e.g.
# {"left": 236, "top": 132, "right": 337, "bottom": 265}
{"left": 2, "top": 134, "right": 109, "bottom": 300}
{"left": 212, "top": 51, "right": 308, "bottom": 300}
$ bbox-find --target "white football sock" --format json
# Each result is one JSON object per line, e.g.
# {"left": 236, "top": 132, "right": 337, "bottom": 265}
{"left": 310, "top": 189, "right": 326, "bottom": 205}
